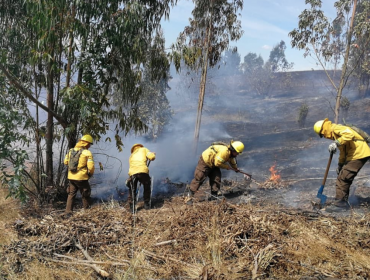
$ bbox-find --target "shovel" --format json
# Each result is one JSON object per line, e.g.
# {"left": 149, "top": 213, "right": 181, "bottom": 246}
{"left": 317, "top": 152, "right": 334, "bottom": 205}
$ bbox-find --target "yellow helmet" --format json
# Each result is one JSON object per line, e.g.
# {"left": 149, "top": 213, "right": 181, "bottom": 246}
{"left": 131, "top": 143, "right": 143, "bottom": 153}
{"left": 81, "top": 134, "right": 93, "bottom": 144}
{"left": 313, "top": 120, "right": 325, "bottom": 136}
{"left": 230, "top": 141, "right": 244, "bottom": 154}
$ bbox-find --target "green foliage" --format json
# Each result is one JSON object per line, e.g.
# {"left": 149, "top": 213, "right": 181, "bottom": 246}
{"left": 297, "top": 103, "right": 309, "bottom": 128}
{"left": 340, "top": 96, "right": 350, "bottom": 110}
{"left": 289, "top": 0, "right": 370, "bottom": 123}
{"left": 241, "top": 41, "right": 293, "bottom": 97}
{"left": 268, "top": 41, "right": 294, "bottom": 72}
{"left": 171, "top": 0, "right": 244, "bottom": 71}
{"left": 0, "top": 0, "right": 178, "bottom": 201}
{"left": 348, "top": 0, "right": 370, "bottom": 97}
{"left": 220, "top": 48, "right": 241, "bottom": 76}
{"left": 0, "top": 93, "right": 31, "bottom": 202}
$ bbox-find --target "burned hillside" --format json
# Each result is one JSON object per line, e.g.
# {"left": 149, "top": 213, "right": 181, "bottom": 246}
{"left": 1, "top": 70, "right": 370, "bottom": 279}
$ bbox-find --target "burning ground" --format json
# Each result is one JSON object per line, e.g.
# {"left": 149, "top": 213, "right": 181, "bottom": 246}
{"left": 2, "top": 71, "right": 370, "bottom": 279}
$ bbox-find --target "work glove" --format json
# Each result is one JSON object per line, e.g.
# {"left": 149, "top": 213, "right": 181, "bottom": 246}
{"left": 328, "top": 142, "right": 338, "bottom": 154}
{"left": 336, "top": 163, "right": 344, "bottom": 175}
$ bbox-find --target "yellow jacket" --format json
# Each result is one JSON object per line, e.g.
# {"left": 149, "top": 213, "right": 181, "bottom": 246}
{"left": 64, "top": 145, "right": 95, "bottom": 180}
{"left": 322, "top": 120, "right": 370, "bottom": 164}
{"left": 202, "top": 144, "right": 237, "bottom": 170}
{"left": 128, "top": 147, "right": 156, "bottom": 176}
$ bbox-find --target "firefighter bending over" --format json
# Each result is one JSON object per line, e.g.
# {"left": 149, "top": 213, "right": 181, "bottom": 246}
{"left": 126, "top": 143, "right": 156, "bottom": 212}
{"left": 313, "top": 119, "right": 370, "bottom": 210}
{"left": 187, "top": 140, "right": 244, "bottom": 205}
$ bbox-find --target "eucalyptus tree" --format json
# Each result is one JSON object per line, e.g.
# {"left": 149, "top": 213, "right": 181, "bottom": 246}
{"left": 268, "top": 41, "right": 294, "bottom": 73}
{"left": 289, "top": 0, "right": 370, "bottom": 123}
{"left": 221, "top": 49, "right": 241, "bottom": 76}
{"left": 241, "top": 41, "right": 293, "bottom": 97}
{"left": 348, "top": 1, "right": 370, "bottom": 97}
{"left": 171, "top": 0, "right": 243, "bottom": 153}
{"left": 0, "top": 0, "right": 176, "bottom": 202}
{"left": 134, "top": 32, "right": 173, "bottom": 141}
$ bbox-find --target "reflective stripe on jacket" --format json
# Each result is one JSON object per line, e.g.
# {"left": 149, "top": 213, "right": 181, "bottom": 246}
{"left": 128, "top": 147, "right": 155, "bottom": 176}
{"left": 201, "top": 144, "right": 237, "bottom": 170}
{"left": 322, "top": 120, "right": 370, "bottom": 164}
{"left": 64, "top": 148, "right": 95, "bottom": 180}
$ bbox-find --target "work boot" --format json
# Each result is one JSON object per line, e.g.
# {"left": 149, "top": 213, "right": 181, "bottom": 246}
{"left": 185, "top": 190, "right": 195, "bottom": 205}
{"left": 333, "top": 199, "right": 350, "bottom": 208}
{"left": 64, "top": 212, "right": 73, "bottom": 218}
{"left": 144, "top": 202, "right": 150, "bottom": 210}
{"left": 324, "top": 200, "right": 350, "bottom": 213}
{"left": 208, "top": 191, "right": 219, "bottom": 201}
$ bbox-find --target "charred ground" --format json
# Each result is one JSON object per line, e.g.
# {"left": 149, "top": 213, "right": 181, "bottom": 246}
{"left": 1, "top": 70, "right": 370, "bottom": 279}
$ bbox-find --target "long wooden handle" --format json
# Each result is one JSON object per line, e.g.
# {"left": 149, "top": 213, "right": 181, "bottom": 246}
{"left": 321, "top": 152, "right": 334, "bottom": 186}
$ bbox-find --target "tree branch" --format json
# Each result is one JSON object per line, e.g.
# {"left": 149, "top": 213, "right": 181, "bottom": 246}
{"left": 0, "top": 62, "right": 68, "bottom": 129}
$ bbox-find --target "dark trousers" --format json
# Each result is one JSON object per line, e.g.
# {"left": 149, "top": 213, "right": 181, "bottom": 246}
{"left": 66, "top": 180, "right": 91, "bottom": 212}
{"left": 127, "top": 173, "right": 151, "bottom": 204}
{"left": 189, "top": 156, "right": 221, "bottom": 193}
{"left": 336, "top": 157, "right": 369, "bottom": 200}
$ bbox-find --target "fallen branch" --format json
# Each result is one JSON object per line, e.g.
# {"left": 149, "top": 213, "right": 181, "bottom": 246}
{"left": 46, "top": 258, "right": 112, "bottom": 273}
{"left": 54, "top": 253, "right": 130, "bottom": 266}
{"left": 142, "top": 249, "right": 198, "bottom": 269}
{"left": 154, "top": 240, "right": 177, "bottom": 246}
{"left": 75, "top": 241, "right": 110, "bottom": 277}
{"left": 251, "top": 244, "right": 275, "bottom": 280}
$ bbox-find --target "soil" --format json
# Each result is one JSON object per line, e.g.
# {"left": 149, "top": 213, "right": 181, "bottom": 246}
{"left": 2, "top": 71, "right": 370, "bottom": 279}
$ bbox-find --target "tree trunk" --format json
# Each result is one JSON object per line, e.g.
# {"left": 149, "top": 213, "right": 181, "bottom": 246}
{"left": 193, "top": 1, "right": 213, "bottom": 155}
{"left": 46, "top": 60, "right": 55, "bottom": 188}
{"left": 334, "top": 0, "right": 357, "bottom": 124}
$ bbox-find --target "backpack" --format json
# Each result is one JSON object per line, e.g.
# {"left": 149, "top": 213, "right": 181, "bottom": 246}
{"left": 342, "top": 120, "right": 370, "bottom": 144}
{"left": 68, "top": 148, "right": 83, "bottom": 172}
{"left": 211, "top": 141, "right": 228, "bottom": 146}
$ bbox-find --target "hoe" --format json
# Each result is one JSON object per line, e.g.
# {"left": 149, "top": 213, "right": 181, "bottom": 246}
{"left": 317, "top": 152, "right": 334, "bottom": 205}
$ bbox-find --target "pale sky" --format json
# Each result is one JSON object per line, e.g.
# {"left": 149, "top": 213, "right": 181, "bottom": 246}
{"left": 162, "top": 0, "right": 337, "bottom": 71}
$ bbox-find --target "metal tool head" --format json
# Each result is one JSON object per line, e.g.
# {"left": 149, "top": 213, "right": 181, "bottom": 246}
{"left": 316, "top": 185, "right": 327, "bottom": 204}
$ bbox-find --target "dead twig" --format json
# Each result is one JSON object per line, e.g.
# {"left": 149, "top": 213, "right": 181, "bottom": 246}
{"left": 142, "top": 249, "right": 198, "bottom": 269}
{"left": 154, "top": 240, "right": 177, "bottom": 246}
{"left": 74, "top": 241, "right": 110, "bottom": 277}
{"left": 53, "top": 253, "right": 130, "bottom": 266}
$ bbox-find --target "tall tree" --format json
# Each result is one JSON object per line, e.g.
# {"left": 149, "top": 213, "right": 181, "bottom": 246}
{"left": 221, "top": 48, "right": 241, "bottom": 76}
{"left": 289, "top": 0, "right": 365, "bottom": 123}
{"left": 348, "top": 1, "right": 370, "bottom": 97}
{"left": 0, "top": 0, "right": 177, "bottom": 202}
{"left": 135, "top": 32, "right": 173, "bottom": 141}
{"left": 241, "top": 41, "right": 293, "bottom": 97}
{"left": 171, "top": 0, "right": 243, "bottom": 154}
{"left": 267, "top": 41, "right": 294, "bottom": 72}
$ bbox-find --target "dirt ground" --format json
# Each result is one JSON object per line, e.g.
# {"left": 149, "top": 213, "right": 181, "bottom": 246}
{"left": 1, "top": 72, "right": 370, "bottom": 279}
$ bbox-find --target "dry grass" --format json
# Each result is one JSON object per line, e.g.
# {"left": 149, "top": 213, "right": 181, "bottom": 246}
{"left": 0, "top": 192, "right": 370, "bottom": 279}
{"left": 0, "top": 188, "right": 20, "bottom": 246}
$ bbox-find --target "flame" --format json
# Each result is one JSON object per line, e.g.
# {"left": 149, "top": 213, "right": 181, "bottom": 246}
{"left": 269, "top": 164, "right": 281, "bottom": 182}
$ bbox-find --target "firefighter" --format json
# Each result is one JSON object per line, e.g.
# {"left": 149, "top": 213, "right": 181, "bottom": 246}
{"left": 64, "top": 135, "right": 95, "bottom": 216}
{"left": 187, "top": 140, "right": 245, "bottom": 205}
{"left": 126, "top": 143, "right": 156, "bottom": 212}
{"left": 313, "top": 119, "right": 370, "bottom": 209}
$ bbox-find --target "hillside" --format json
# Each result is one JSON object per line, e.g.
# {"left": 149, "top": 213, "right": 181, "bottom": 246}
{"left": 1, "top": 70, "right": 370, "bottom": 279}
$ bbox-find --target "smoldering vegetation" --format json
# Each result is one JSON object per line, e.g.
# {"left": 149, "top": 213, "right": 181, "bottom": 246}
{"left": 2, "top": 69, "right": 370, "bottom": 279}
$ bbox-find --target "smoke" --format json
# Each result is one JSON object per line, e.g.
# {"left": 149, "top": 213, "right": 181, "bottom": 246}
{"left": 72, "top": 69, "right": 370, "bottom": 208}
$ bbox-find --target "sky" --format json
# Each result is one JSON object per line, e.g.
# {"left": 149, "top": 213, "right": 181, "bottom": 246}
{"left": 161, "top": 0, "right": 337, "bottom": 71}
